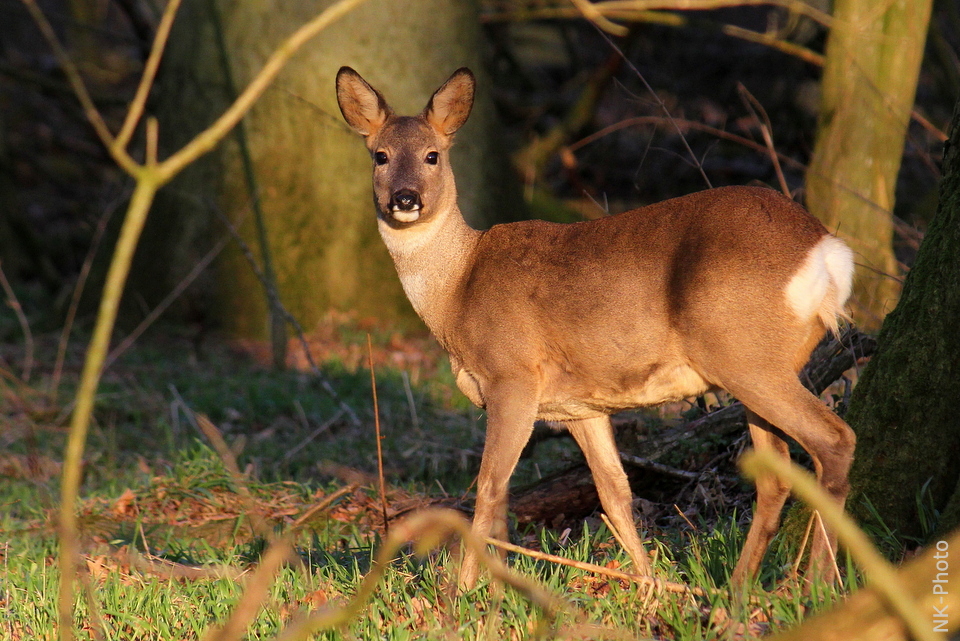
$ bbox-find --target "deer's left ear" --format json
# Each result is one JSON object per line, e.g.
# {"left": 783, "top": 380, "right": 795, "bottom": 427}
{"left": 423, "top": 68, "right": 475, "bottom": 137}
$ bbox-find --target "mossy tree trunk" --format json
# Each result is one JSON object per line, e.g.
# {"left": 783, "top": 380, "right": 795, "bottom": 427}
{"left": 141, "top": 0, "right": 521, "bottom": 348}
{"left": 847, "top": 95, "right": 960, "bottom": 541}
{"left": 805, "top": 0, "right": 933, "bottom": 332}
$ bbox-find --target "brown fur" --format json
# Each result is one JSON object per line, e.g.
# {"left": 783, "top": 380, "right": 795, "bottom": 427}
{"left": 336, "top": 66, "right": 856, "bottom": 589}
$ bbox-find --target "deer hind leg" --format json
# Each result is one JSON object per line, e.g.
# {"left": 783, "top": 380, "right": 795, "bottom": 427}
{"left": 801, "top": 403, "right": 855, "bottom": 583}
{"left": 567, "top": 416, "right": 651, "bottom": 576}
{"left": 731, "top": 410, "right": 791, "bottom": 585}
{"left": 459, "top": 382, "right": 537, "bottom": 590}
{"left": 727, "top": 377, "right": 855, "bottom": 585}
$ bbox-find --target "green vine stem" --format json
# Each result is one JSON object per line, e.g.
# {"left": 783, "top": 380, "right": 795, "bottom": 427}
{"left": 18, "top": 0, "right": 372, "bottom": 638}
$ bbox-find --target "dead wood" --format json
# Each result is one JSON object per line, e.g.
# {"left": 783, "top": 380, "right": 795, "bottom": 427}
{"left": 511, "top": 463, "right": 686, "bottom": 528}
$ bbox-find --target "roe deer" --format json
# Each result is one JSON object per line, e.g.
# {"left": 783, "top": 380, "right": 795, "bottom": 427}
{"left": 336, "top": 66, "right": 856, "bottom": 589}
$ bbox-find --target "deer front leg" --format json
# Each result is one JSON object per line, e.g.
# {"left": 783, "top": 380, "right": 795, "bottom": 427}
{"left": 459, "top": 381, "right": 538, "bottom": 590}
{"left": 567, "top": 416, "right": 651, "bottom": 576}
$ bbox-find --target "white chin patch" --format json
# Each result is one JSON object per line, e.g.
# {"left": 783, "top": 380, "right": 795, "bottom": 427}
{"left": 391, "top": 207, "right": 421, "bottom": 223}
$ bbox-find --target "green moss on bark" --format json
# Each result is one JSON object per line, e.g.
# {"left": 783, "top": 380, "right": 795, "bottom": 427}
{"left": 806, "top": 0, "right": 933, "bottom": 331}
{"left": 142, "top": 0, "right": 524, "bottom": 340}
{"left": 847, "top": 97, "right": 960, "bottom": 540}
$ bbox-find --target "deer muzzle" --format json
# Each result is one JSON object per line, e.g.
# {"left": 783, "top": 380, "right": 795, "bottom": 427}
{"left": 389, "top": 188, "right": 422, "bottom": 223}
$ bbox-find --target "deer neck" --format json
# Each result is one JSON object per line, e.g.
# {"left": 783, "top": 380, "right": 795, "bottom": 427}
{"left": 377, "top": 205, "right": 481, "bottom": 338}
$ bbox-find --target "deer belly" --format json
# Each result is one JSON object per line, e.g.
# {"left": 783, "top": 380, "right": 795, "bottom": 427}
{"left": 537, "top": 362, "right": 712, "bottom": 421}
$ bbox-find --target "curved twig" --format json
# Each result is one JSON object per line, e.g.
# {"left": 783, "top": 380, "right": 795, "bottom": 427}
{"left": 485, "top": 534, "right": 712, "bottom": 598}
{"left": 741, "top": 450, "right": 937, "bottom": 641}
{"left": 273, "top": 509, "right": 570, "bottom": 640}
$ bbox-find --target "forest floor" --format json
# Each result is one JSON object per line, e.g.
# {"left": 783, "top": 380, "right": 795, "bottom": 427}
{"left": 0, "top": 326, "right": 884, "bottom": 640}
{"left": 1, "top": 2, "right": 949, "bottom": 637}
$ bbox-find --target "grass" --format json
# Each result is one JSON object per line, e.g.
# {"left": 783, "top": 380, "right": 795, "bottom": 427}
{"left": 0, "top": 328, "right": 865, "bottom": 640}
{"left": 3, "top": 482, "right": 843, "bottom": 640}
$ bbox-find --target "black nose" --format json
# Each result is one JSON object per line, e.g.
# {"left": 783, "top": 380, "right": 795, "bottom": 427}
{"left": 391, "top": 189, "right": 421, "bottom": 211}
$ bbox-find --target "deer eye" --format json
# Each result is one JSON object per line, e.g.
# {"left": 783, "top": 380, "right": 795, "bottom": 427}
{"left": 374, "top": 151, "right": 388, "bottom": 165}
{"left": 425, "top": 151, "right": 439, "bottom": 165}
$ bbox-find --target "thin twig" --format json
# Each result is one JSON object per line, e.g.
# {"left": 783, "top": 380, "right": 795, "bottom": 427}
{"left": 599, "top": 513, "right": 632, "bottom": 565}
{"left": 103, "top": 233, "right": 231, "bottom": 371}
{"left": 283, "top": 409, "right": 346, "bottom": 462}
{"left": 719, "top": 21, "right": 823, "bottom": 66}
{"left": 591, "top": 25, "right": 713, "bottom": 189}
{"left": 790, "top": 510, "right": 815, "bottom": 579}
{"left": 620, "top": 452, "right": 701, "bottom": 481}
{"left": 737, "top": 83, "right": 790, "bottom": 197}
{"left": 484, "top": 536, "right": 710, "bottom": 597}
{"left": 814, "top": 509, "right": 843, "bottom": 583}
{"left": 289, "top": 485, "right": 357, "bottom": 533}
{"left": 400, "top": 370, "right": 420, "bottom": 431}
{"left": 207, "top": 0, "right": 287, "bottom": 370}
{"left": 570, "top": 0, "right": 629, "bottom": 34}
{"left": 52, "top": 196, "right": 120, "bottom": 398}
{"left": 0, "top": 262, "right": 33, "bottom": 382}
{"left": 741, "top": 450, "right": 938, "bottom": 641}
{"left": 212, "top": 203, "right": 361, "bottom": 426}
{"left": 568, "top": 115, "right": 805, "bottom": 173}
{"left": 368, "top": 334, "right": 390, "bottom": 536}
{"left": 190, "top": 406, "right": 273, "bottom": 541}
{"left": 673, "top": 504, "right": 698, "bottom": 532}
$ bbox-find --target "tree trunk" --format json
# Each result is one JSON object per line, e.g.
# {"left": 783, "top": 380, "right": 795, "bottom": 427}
{"left": 805, "top": 0, "right": 933, "bottom": 331}
{"left": 142, "top": 0, "right": 522, "bottom": 344}
{"left": 847, "top": 96, "right": 960, "bottom": 541}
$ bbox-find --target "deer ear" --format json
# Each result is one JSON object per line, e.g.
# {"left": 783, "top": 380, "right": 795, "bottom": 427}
{"left": 423, "top": 68, "right": 475, "bottom": 137}
{"left": 336, "top": 67, "right": 393, "bottom": 137}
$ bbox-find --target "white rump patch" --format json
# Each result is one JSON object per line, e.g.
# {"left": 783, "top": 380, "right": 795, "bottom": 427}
{"left": 785, "top": 235, "right": 854, "bottom": 329}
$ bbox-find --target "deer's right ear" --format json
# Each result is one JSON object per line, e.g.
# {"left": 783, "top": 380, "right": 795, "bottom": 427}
{"left": 336, "top": 67, "right": 392, "bottom": 137}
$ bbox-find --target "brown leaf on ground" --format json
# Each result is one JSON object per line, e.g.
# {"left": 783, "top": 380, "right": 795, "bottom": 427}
{"left": 0, "top": 453, "right": 62, "bottom": 482}
{"left": 234, "top": 310, "right": 448, "bottom": 380}
{"left": 112, "top": 488, "right": 138, "bottom": 518}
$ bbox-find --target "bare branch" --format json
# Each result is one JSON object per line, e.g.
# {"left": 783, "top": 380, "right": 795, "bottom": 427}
{"left": 486, "top": 0, "right": 832, "bottom": 27}
{"left": 571, "top": 0, "right": 629, "bottom": 35}
{"left": 485, "top": 535, "right": 711, "bottom": 597}
{"left": 0, "top": 262, "right": 33, "bottom": 382}
{"left": 737, "top": 83, "right": 790, "bottom": 197}
{"left": 114, "top": 0, "right": 183, "bottom": 151}
{"left": 592, "top": 26, "right": 713, "bottom": 188}
{"left": 158, "top": 0, "right": 370, "bottom": 184}
{"left": 18, "top": 0, "right": 139, "bottom": 175}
